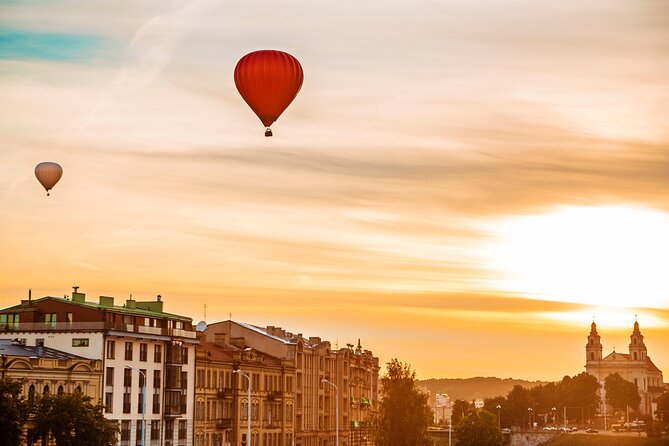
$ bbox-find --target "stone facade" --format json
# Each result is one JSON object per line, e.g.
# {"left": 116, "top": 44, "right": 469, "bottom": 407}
{"left": 585, "top": 320, "right": 664, "bottom": 415}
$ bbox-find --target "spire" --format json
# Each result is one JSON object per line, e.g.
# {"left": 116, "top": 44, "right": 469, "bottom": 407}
{"left": 590, "top": 320, "right": 597, "bottom": 335}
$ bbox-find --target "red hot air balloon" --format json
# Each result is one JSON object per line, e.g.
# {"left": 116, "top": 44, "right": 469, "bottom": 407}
{"left": 234, "top": 50, "right": 304, "bottom": 137}
{"left": 34, "top": 162, "right": 63, "bottom": 196}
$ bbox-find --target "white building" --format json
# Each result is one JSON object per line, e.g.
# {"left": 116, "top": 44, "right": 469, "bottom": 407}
{"left": 0, "top": 288, "right": 197, "bottom": 446}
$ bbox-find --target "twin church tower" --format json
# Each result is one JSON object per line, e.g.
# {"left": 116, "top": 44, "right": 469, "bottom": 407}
{"left": 585, "top": 320, "right": 664, "bottom": 415}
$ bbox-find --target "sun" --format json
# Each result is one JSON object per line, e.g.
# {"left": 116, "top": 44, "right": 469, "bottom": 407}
{"left": 482, "top": 205, "right": 669, "bottom": 309}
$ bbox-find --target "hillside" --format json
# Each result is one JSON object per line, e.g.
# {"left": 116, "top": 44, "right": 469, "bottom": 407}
{"left": 416, "top": 376, "right": 549, "bottom": 402}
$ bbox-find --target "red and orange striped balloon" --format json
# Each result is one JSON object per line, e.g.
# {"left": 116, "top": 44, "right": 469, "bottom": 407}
{"left": 234, "top": 50, "right": 304, "bottom": 136}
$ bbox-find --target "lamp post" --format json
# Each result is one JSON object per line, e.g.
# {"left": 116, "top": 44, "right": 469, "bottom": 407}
{"left": 496, "top": 405, "right": 501, "bottom": 430}
{"left": 528, "top": 407, "right": 533, "bottom": 430}
{"left": 125, "top": 365, "right": 145, "bottom": 446}
{"left": 322, "top": 379, "right": 339, "bottom": 446}
{"left": 234, "top": 369, "right": 251, "bottom": 446}
{"left": 551, "top": 407, "right": 556, "bottom": 425}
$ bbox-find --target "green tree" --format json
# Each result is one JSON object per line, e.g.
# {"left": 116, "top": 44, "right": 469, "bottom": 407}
{"left": 0, "top": 377, "right": 28, "bottom": 446}
{"left": 483, "top": 396, "right": 506, "bottom": 428}
{"left": 455, "top": 410, "right": 503, "bottom": 446}
{"left": 604, "top": 373, "right": 641, "bottom": 410}
{"left": 504, "top": 385, "right": 535, "bottom": 428}
{"left": 376, "top": 359, "right": 433, "bottom": 446}
{"left": 29, "top": 391, "right": 118, "bottom": 446}
{"left": 451, "top": 399, "right": 473, "bottom": 426}
{"left": 656, "top": 393, "right": 669, "bottom": 421}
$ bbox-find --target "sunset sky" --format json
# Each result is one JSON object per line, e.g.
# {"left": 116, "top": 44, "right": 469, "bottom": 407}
{"left": 1, "top": 0, "right": 669, "bottom": 381}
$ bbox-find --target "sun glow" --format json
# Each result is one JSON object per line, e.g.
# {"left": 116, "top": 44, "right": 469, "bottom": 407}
{"left": 483, "top": 205, "right": 669, "bottom": 309}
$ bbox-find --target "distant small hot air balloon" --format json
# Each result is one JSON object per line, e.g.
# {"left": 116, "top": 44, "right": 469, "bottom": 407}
{"left": 34, "top": 162, "right": 63, "bottom": 196}
{"left": 234, "top": 50, "right": 304, "bottom": 137}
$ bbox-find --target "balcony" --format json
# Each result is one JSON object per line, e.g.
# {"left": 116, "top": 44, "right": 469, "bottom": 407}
{"left": 217, "top": 388, "right": 233, "bottom": 399}
{"left": 267, "top": 390, "right": 282, "bottom": 401}
{"left": 216, "top": 418, "right": 233, "bottom": 429}
{"left": 264, "top": 421, "right": 280, "bottom": 429}
{"left": 0, "top": 321, "right": 196, "bottom": 339}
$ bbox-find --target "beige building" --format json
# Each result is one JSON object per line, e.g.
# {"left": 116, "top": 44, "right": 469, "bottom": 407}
{"left": 200, "top": 321, "right": 380, "bottom": 446}
{"left": 0, "top": 338, "right": 103, "bottom": 400}
{"left": 194, "top": 336, "right": 296, "bottom": 446}
{"left": 585, "top": 320, "right": 664, "bottom": 415}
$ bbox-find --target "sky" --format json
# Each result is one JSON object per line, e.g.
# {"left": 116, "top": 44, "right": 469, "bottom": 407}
{"left": 1, "top": 0, "right": 669, "bottom": 381}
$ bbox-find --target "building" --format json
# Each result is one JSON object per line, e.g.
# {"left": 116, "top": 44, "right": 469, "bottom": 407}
{"left": 0, "top": 288, "right": 197, "bottom": 446}
{"left": 585, "top": 320, "right": 665, "bottom": 415}
{"left": 0, "top": 338, "right": 103, "bottom": 400}
{"left": 200, "top": 321, "right": 380, "bottom": 446}
{"left": 194, "top": 335, "right": 296, "bottom": 446}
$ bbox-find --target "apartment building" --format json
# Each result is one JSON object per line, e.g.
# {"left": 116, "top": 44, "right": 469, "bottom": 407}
{"left": 0, "top": 288, "right": 197, "bottom": 446}
{"left": 194, "top": 334, "right": 296, "bottom": 446}
{"left": 201, "top": 321, "right": 379, "bottom": 446}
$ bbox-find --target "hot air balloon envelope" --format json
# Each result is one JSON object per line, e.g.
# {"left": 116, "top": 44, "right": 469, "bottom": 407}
{"left": 234, "top": 50, "right": 304, "bottom": 136}
{"left": 35, "top": 162, "right": 63, "bottom": 196}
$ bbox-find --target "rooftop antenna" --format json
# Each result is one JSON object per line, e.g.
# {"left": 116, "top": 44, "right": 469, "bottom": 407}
{"left": 204, "top": 303, "right": 207, "bottom": 321}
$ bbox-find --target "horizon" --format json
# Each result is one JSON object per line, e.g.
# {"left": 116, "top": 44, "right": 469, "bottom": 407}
{"left": 2, "top": 0, "right": 668, "bottom": 382}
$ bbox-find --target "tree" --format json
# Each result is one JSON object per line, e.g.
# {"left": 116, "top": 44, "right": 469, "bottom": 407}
{"left": 376, "top": 359, "right": 433, "bottom": 446}
{"left": 504, "top": 385, "right": 535, "bottom": 428}
{"left": 451, "top": 399, "right": 473, "bottom": 426}
{"left": 0, "top": 377, "right": 28, "bottom": 446}
{"left": 604, "top": 373, "right": 641, "bottom": 410}
{"left": 29, "top": 391, "right": 118, "bottom": 446}
{"left": 455, "top": 410, "right": 503, "bottom": 446}
{"left": 656, "top": 393, "right": 669, "bottom": 421}
{"left": 483, "top": 396, "right": 506, "bottom": 428}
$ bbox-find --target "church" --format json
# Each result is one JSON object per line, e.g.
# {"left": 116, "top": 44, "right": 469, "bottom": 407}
{"left": 585, "top": 320, "right": 665, "bottom": 415}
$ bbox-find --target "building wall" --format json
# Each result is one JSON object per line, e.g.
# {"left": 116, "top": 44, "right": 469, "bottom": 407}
{"left": 0, "top": 331, "right": 105, "bottom": 359}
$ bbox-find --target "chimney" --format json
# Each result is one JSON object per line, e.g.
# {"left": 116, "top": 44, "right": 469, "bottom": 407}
{"left": 99, "top": 296, "right": 114, "bottom": 307}
{"left": 28, "top": 289, "right": 31, "bottom": 303}
{"left": 71, "top": 286, "right": 86, "bottom": 303}
{"left": 157, "top": 294, "right": 162, "bottom": 301}
{"left": 126, "top": 298, "right": 136, "bottom": 309}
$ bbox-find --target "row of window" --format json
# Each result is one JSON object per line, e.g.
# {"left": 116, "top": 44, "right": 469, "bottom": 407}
{"left": 195, "top": 400, "right": 290, "bottom": 422}
{"left": 196, "top": 369, "right": 293, "bottom": 393}
{"left": 194, "top": 432, "right": 293, "bottom": 446}
{"left": 119, "top": 419, "right": 187, "bottom": 441}
{"left": 107, "top": 340, "right": 190, "bottom": 364}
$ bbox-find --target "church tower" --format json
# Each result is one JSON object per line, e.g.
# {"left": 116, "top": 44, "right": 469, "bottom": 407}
{"left": 629, "top": 320, "right": 647, "bottom": 361}
{"left": 586, "top": 321, "right": 603, "bottom": 363}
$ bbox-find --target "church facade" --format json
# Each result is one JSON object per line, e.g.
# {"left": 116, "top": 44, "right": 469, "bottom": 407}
{"left": 585, "top": 320, "right": 664, "bottom": 416}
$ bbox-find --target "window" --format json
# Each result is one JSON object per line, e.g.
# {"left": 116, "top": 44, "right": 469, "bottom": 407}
{"left": 121, "top": 421, "right": 130, "bottom": 441}
{"left": 140, "top": 343, "right": 148, "bottom": 362}
{"left": 151, "top": 420, "right": 160, "bottom": 440}
{"left": 590, "top": 352, "right": 594, "bottom": 361}
{"left": 107, "top": 340, "right": 115, "bottom": 359}
{"left": 72, "top": 338, "right": 89, "bottom": 347}
{"left": 123, "top": 391, "right": 131, "bottom": 413}
{"left": 154, "top": 345, "right": 162, "bottom": 363}
{"left": 136, "top": 420, "right": 143, "bottom": 445}
{"left": 153, "top": 370, "right": 161, "bottom": 388}
{"left": 183, "top": 346, "right": 188, "bottom": 364}
{"left": 124, "top": 368, "right": 132, "bottom": 387}
{"left": 1, "top": 314, "right": 20, "bottom": 329}
{"left": 105, "top": 392, "right": 113, "bottom": 412}
{"left": 178, "top": 420, "right": 187, "bottom": 439}
{"left": 106, "top": 367, "right": 114, "bottom": 386}
{"left": 35, "top": 338, "right": 45, "bottom": 347}
{"left": 44, "top": 313, "right": 57, "bottom": 327}
{"left": 165, "top": 420, "right": 174, "bottom": 440}
{"left": 125, "top": 342, "right": 133, "bottom": 361}
{"left": 66, "top": 312, "right": 73, "bottom": 323}
{"left": 153, "top": 392, "right": 160, "bottom": 414}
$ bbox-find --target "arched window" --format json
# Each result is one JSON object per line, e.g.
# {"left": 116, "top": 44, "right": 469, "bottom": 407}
{"left": 28, "top": 384, "right": 35, "bottom": 400}
{"left": 76, "top": 385, "right": 82, "bottom": 393}
{"left": 57, "top": 385, "right": 64, "bottom": 395}
{"left": 590, "top": 352, "right": 594, "bottom": 361}
{"left": 43, "top": 385, "right": 50, "bottom": 395}
{"left": 634, "top": 352, "right": 638, "bottom": 360}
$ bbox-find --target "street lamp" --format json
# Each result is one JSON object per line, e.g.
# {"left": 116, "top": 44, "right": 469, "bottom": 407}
{"left": 496, "top": 405, "right": 501, "bottom": 430}
{"left": 322, "top": 379, "right": 339, "bottom": 446}
{"left": 551, "top": 407, "right": 556, "bottom": 425}
{"left": 125, "top": 365, "right": 145, "bottom": 446}
{"left": 528, "top": 407, "right": 533, "bottom": 430}
{"left": 234, "top": 369, "right": 251, "bottom": 446}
